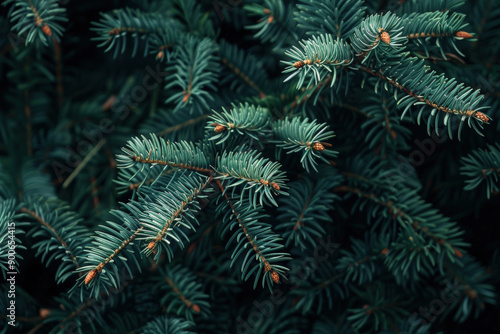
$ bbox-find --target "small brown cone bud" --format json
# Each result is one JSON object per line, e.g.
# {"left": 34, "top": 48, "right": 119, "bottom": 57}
{"left": 380, "top": 31, "right": 390, "bottom": 44}
{"left": 312, "top": 142, "right": 325, "bottom": 151}
{"left": 271, "top": 182, "right": 280, "bottom": 191}
{"left": 271, "top": 270, "right": 280, "bottom": 284}
{"left": 260, "top": 178, "right": 269, "bottom": 186}
{"left": 192, "top": 304, "right": 201, "bottom": 313}
{"left": 157, "top": 51, "right": 164, "bottom": 60}
{"left": 475, "top": 112, "right": 489, "bottom": 122}
{"left": 263, "top": 8, "right": 271, "bottom": 14}
{"left": 39, "top": 308, "right": 51, "bottom": 318}
{"left": 381, "top": 248, "right": 389, "bottom": 255}
{"left": 267, "top": 15, "right": 274, "bottom": 23}
{"left": 454, "top": 249, "right": 463, "bottom": 258}
{"left": 214, "top": 124, "right": 226, "bottom": 133}
{"left": 455, "top": 31, "right": 473, "bottom": 39}
{"left": 304, "top": 59, "right": 311, "bottom": 65}
{"left": 148, "top": 241, "right": 156, "bottom": 250}
{"left": 293, "top": 61, "right": 304, "bottom": 68}
{"left": 42, "top": 25, "right": 52, "bottom": 37}
{"left": 85, "top": 269, "right": 97, "bottom": 285}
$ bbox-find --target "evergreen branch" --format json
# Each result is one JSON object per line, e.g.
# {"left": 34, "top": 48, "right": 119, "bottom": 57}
{"left": 215, "top": 180, "right": 290, "bottom": 291}
{"left": 295, "top": 0, "right": 366, "bottom": 39}
{"left": 165, "top": 36, "right": 219, "bottom": 115}
{"left": 214, "top": 150, "right": 287, "bottom": 207}
{"left": 358, "top": 54, "right": 490, "bottom": 139}
{"left": 219, "top": 40, "right": 269, "bottom": 98}
{"left": 460, "top": 143, "right": 500, "bottom": 199}
{"left": 169, "top": 0, "right": 214, "bottom": 37}
{"left": 282, "top": 34, "right": 353, "bottom": 89}
{"left": 117, "top": 135, "right": 212, "bottom": 175}
{"left": 3, "top": 0, "right": 67, "bottom": 46}
{"left": 83, "top": 225, "right": 143, "bottom": 286}
{"left": 350, "top": 12, "right": 406, "bottom": 62}
{"left": 402, "top": 11, "right": 472, "bottom": 58}
{"left": 17, "top": 198, "right": 88, "bottom": 284}
{"left": 360, "top": 92, "right": 412, "bottom": 156}
{"left": 347, "top": 283, "right": 411, "bottom": 331}
{"left": 139, "top": 173, "right": 212, "bottom": 259}
{"left": 441, "top": 255, "right": 496, "bottom": 322}
{"left": 333, "top": 185, "right": 467, "bottom": 264}
{"left": 91, "top": 7, "right": 180, "bottom": 58}
{"left": 244, "top": 0, "right": 298, "bottom": 48}
{"left": 154, "top": 264, "right": 210, "bottom": 320}
{"left": 272, "top": 117, "right": 337, "bottom": 172}
{"left": 336, "top": 234, "right": 389, "bottom": 285}
{"left": 207, "top": 103, "right": 271, "bottom": 145}
{"left": 275, "top": 172, "right": 341, "bottom": 249}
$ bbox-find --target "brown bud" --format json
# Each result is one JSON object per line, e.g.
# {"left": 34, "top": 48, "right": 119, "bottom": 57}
{"left": 271, "top": 182, "right": 280, "bottom": 191}
{"left": 42, "top": 25, "right": 52, "bottom": 37}
{"left": 263, "top": 8, "right": 271, "bottom": 14}
{"left": 303, "top": 59, "right": 311, "bottom": 65}
{"left": 157, "top": 51, "right": 164, "bottom": 59}
{"left": 454, "top": 249, "right": 463, "bottom": 258}
{"left": 267, "top": 15, "right": 274, "bottom": 23}
{"left": 271, "top": 270, "right": 280, "bottom": 284}
{"left": 148, "top": 241, "right": 156, "bottom": 250}
{"left": 380, "top": 31, "right": 390, "bottom": 44}
{"left": 455, "top": 31, "right": 473, "bottom": 39}
{"left": 260, "top": 178, "right": 269, "bottom": 186}
{"left": 214, "top": 124, "right": 226, "bottom": 133}
{"left": 474, "top": 112, "right": 489, "bottom": 123}
{"left": 192, "top": 304, "right": 201, "bottom": 313}
{"left": 381, "top": 248, "right": 389, "bottom": 255}
{"left": 85, "top": 269, "right": 97, "bottom": 285}
{"left": 39, "top": 308, "right": 51, "bottom": 318}
{"left": 312, "top": 142, "right": 325, "bottom": 151}
{"left": 293, "top": 61, "right": 304, "bottom": 68}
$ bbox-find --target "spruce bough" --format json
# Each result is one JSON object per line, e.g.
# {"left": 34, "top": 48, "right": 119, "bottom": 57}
{"left": 1, "top": 0, "right": 499, "bottom": 333}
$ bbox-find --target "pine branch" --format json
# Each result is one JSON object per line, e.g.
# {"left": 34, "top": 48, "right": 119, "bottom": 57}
{"left": 215, "top": 179, "right": 290, "bottom": 291}
{"left": 4, "top": 0, "right": 67, "bottom": 46}
{"left": 207, "top": 103, "right": 271, "bottom": 145}
{"left": 460, "top": 143, "right": 500, "bottom": 198}
{"left": 19, "top": 202, "right": 86, "bottom": 281}
{"left": 272, "top": 117, "right": 337, "bottom": 172}
{"left": 295, "top": 0, "right": 366, "bottom": 39}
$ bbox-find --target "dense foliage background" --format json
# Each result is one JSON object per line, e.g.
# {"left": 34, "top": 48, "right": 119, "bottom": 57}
{"left": 1, "top": 0, "right": 499, "bottom": 333}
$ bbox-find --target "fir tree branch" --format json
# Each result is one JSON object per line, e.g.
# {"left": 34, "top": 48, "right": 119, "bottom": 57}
{"left": 84, "top": 226, "right": 144, "bottom": 285}
{"left": 215, "top": 179, "right": 281, "bottom": 285}
{"left": 19, "top": 207, "right": 80, "bottom": 269}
